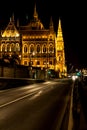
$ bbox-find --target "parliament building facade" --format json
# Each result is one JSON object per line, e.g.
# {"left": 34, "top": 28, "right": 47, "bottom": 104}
{"left": 0, "top": 5, "right": 67, "bottom": 78}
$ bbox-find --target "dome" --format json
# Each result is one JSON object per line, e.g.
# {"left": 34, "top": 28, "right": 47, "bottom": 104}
{"left": 27, "top": 4, "right": 44, "bottom": 30}
{"left": 28, "top": 19, "right": 44, "bottom": 30}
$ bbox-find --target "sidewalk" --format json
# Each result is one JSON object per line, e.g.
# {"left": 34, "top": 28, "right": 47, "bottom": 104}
{"left": 79, "top": 105, "right": 87, "bottom": 130}
{"left": 78, "top": 81, "right": 87, "bottom": 130}
{"left": 72, "top": 80, "right": 87, "bottom": 130}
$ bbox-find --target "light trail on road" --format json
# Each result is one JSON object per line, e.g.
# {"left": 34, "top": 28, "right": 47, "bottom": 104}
{"left": 0, "top": 79, "right": 73, "bottom": 130}
{"left": 0, "top": 81, "right": 61, "bottom": 108}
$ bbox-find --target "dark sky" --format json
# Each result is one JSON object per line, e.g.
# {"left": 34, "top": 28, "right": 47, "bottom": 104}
{"left": 0, "top": 0, "right": 87, "bottom": 69}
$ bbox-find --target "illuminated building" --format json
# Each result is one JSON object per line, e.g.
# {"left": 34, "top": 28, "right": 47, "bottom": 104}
{"left": 0, "top": 5, "right": 67, "bottom": 78}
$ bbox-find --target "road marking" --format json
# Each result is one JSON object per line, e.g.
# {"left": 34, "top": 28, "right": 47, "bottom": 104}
{"left": 0, "top": 84, "right": 51, "bottom": 108}
{"left": 0, "top": 91, "right": 37, "bottom": 108}
{"left": 68, "top": 84, "right": 74, "bottom": 130}
{"left": 0, "top": 82, "right": 59, "bottom": 108}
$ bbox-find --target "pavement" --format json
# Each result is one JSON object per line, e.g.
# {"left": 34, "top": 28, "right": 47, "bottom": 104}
{"left": 72, "top": 79, "right": 87, "bottom": 130}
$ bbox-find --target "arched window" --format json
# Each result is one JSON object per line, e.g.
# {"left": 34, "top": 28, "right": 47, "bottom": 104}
{"left": 30, "top": 45, "right": 34, "bottom": 53}
{"left": 16, "top": 43, "right": 20, "bottom": 51}
{"left": 11, "top": 44, "right": 14, "bottom": 52}
{"left": 7, "top": 44, "right": 10, "bottom": 52}
{"left": 37, "top": 45, "right": 40, "bottom": 53}
{"left": 24, "top": 45, "right": 28, "bottom": 53}
{"left": 37, "top": 61, "right": 40, "bottom": 65}
{"left": 24, "top": 61, "right": 27, "bottom": 65}
{"left": 49, "top": 45, "right": 53, "bottom": 53}
{"left": 43, "top": 45, "right": 46, "bottom": 53}
{"left": 59, "top": 56, "right": 61, "bottom": 61}
{"left": 59, "top": 56, "right": 62, "bottom": 61}
{"left": 2, "top": 45, "right": 5, "bottom": 52}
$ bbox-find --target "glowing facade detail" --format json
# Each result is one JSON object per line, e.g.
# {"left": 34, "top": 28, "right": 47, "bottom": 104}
{"left": 2, "top": 16, "right": 19, "bottom": 38}
{"left": 0, "top": 6, "right": 67, "bottom": 77}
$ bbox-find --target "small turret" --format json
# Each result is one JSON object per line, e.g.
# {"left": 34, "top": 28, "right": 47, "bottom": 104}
{"left": 10, "top": 13, "right": 15, "bottom": 22}
{"left": 17, "top": 19, "right": 19, "bottom": 27}
{"left": 49, "top": 16, "right": 54, "bottom": 33}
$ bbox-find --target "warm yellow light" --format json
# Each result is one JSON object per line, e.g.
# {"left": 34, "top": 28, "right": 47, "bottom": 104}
{"left": 16, "top": 33, "right": 19, "bottom": 37}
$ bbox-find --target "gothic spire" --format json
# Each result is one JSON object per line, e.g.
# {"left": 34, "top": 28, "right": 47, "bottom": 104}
{"left": 49, "top": 16, "right": 54, "bottom": 32}
{"left": 33, "top": 4, "right": 38, "bottom": 20}
{"left": 10, "top": 13, "right": 15, "bottom": 22}
{"left": 57, "top": 18, "right": 63, "bottom": 41}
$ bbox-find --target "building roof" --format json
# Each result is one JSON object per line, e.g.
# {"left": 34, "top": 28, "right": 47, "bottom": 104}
{"left": 1, "top": 15, "right": 20, "bottom": 38}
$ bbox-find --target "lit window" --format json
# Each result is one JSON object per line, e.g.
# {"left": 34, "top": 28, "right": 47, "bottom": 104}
{"left": 7, "top": 44, "right": 10, "bottom": 52}
{"left": 24, "top": 61, "right": 27, "bottom": 65}
{"left": 37, "top": 61, "right": 40, "bottom": 65}
{"left": 2, "top": 45, "right": 5, "bottom": 51}
{"left": 30, "top": 45, "right": 34, "bottom": 53}
{"left": 37, "top": 45, "right": 40, "bottom": 52}
{"left": 49, "top": 45, "right": 53, "bottom": 53}
{"left": 16, "top": 43, "right": 20, "bottom": 51}
{"left": 24, "top": 45, "right": 27, "bottom": 52}
{"left": 43, "top": 45, "right": 46, "bottom": 52}
{"left": 11, "top": 44, "right": 14, "bottom": 52}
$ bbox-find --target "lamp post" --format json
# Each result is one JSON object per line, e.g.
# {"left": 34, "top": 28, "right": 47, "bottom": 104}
{"left": 29, "top": 53, "right": 32, "bottom": 78}
{"left": 44, "top": 61, "right": 49, "bottom": 79}
{"left": 32, "top": 51, "right": 37, "bottom": 79}
{"left": 29, "top": 51, "right": 36, "bottom": 78}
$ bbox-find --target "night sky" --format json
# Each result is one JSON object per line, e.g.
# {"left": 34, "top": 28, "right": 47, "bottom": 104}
{"left": 0, "top": 0, "right": 87, "bottom": 69}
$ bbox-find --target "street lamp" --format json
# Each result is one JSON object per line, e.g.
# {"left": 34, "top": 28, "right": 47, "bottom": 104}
{"left": 19, "top": 55, "right": 21, "bottom": 64}
{"left": 29, "top": 51, "right": 36, "bottom": 78}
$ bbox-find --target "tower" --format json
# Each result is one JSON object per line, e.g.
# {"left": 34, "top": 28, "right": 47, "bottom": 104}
{"left": 55, "top": 19, "right": 67, "bottom": 77}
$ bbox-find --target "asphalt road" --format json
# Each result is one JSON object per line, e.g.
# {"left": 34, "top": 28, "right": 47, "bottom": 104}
{"left": 0, "top": 79, "right": 72, "bottom": 130}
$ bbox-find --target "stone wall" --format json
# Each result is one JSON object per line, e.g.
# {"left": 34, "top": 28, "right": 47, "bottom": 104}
{"left": 0, "top": 65, "right": 29, "bottom": 78}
